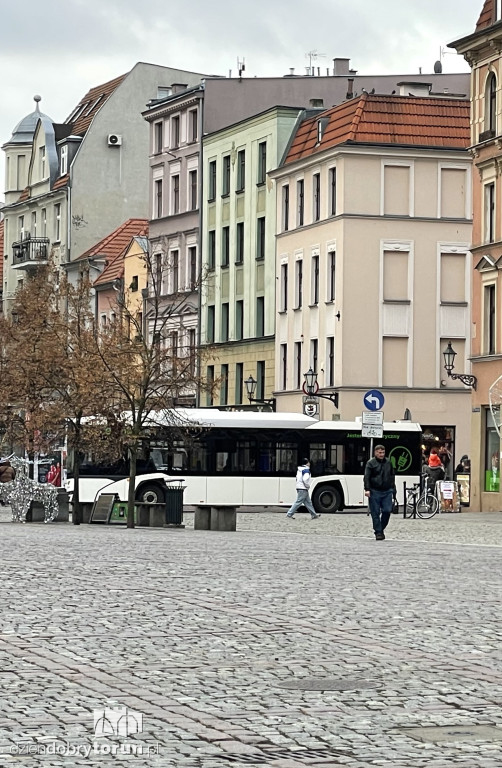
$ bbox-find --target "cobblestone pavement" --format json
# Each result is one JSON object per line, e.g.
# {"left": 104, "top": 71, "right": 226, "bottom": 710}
{"left": 0, "top": 507, "right": 501, "bottom": 767}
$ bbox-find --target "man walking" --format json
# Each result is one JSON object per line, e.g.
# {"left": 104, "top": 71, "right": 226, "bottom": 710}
{"left": 364, "top": 444, "right": 395, "bottom": 540}
{"left": 286, "top": 459, "right": 321, "bottom": 520}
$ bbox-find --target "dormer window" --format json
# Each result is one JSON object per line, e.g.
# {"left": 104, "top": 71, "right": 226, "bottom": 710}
{"left": 497, "top": 0, "right": 502, "bottom": 21}
{"left": 316, "top": 117, "right": 329, "bottom": 145}
{"left": 60, "top": 145, "right": 68, "bottom": 176}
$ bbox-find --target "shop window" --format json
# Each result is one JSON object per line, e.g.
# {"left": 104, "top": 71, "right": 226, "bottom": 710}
{"left": 485, "top": 409, "right": 500, "bottom": 492}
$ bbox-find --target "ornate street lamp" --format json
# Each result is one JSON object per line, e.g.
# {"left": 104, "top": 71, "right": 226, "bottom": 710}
{"left": 244, "top": 375, "right": 276, "bottom": 409}
{"left": 443, "top": 341, "right": 477, "bottom": 390}
{"left": 303, "top": 368, "right": 339, "bottom": 407}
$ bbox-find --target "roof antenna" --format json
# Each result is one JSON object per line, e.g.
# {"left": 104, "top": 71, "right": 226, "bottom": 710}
{"left": 237, "top": 57, "right": 245, "bottom": 82}
{"left": 305, "top": 50, "right": 325, "bottom": 76}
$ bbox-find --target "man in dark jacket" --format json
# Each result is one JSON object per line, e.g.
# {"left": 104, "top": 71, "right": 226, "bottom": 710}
{"left": 0, "top": 460, "right": 16, "bottom": 483}
{"left": 364, "top": 445, "right": 396, "bottom": 540}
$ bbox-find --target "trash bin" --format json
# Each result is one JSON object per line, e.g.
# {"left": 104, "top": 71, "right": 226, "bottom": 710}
{"left": 165, "top": 483, "right": 185, "bottom": 525}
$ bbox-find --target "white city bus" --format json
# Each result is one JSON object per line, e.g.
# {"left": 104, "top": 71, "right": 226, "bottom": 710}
{"left": 66, "top": 409, "right": 422, "bottom": 513}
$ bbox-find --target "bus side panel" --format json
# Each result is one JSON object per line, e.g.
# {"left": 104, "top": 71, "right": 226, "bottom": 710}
{"left": 279, "top": 478, "right": 294, "bottom": 505}
{"left": 181, "top": 476, "right": 208, "bottom": 505}
{"left": 206, "top": 476, "right": 243, "bottom": 505}
{"left": 242, "top": 477, "right": 281, "bottom": 505}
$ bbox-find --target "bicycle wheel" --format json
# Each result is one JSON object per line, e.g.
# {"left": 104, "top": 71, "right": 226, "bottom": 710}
{"left": 416, "top": 492, "right": 439, "bottom": 519}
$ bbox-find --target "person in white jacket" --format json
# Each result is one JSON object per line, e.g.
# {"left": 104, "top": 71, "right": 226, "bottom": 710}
{"left": 286, "top": 459, "right": 321, "bottom": 520}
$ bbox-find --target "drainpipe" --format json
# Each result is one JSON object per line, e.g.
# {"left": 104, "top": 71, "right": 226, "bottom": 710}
{"left": 195, "top": 89, "right": 204, "bottom": 407}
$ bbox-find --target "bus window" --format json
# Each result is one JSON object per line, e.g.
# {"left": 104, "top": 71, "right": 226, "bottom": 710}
{"left": 275, "top": 443, "right": 297, "bottom": 473}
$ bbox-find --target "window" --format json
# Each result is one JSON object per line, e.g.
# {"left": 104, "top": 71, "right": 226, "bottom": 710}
{"left": 189, "top": 246, "right": 197, "bottom": 289}
{"left": 236, "top": 222, "right": 244, "bottom": 264}
{"left": 189, "top": 170, "right": 198, "bottom": 210}
{"left": 172, "top": 250, "right": 179, "bottom": 293}
{"left": 208, "top": 160, "right": 216, "bottom": 200}
{"left": 130, "top": 275, "right": 139, "bottom": 292}
{"left": 17, "top": 155, "right": 25, "bottom": 188}
{"left": 222, "top": 226, "right": 230, "bottom": 267}
{"left": 280, "top": 263, "right": 288, "bottom": 312}
{"left": 171, "top": 115, "right": 180, "bottom": 148}
{"left": 31, "top": 211, "right": 37, "bottom": 237}
{"left": 235, "top": 362, "right": 244, "bottom": 404}
{"left": 497, "top": 0, "right": 502, "bottom": 21}
{"left": 18, "top": 215, "right": 24, "bottom": 239}
{"left": 487, "top": 74, "right": 497, "bottom": 134}
{"left": 237, "top": 150, "right": 245, "bottom": 191}
{"left": 222, "top": 155, "right": 230, "bottom": 195}
{"left": 207, "top": 306, "right": 215, "bottom": 343}
{"left": 256, "top": 361, "right": 265, "bottom": 400}
{"left": 328, "top": 251, "right": 336, "bottom": 301}
{"left": 280, "top": 343, "right": 288, "bottom": 389}
{"left": 485, "top": 183, "right": 495, "bottom": 243}
{"left": 485, "top": 409, "right": 500, "bottom": 492}
{"left": 327, "top": 337, "right": 334, "bottom": 386}
{"left": 220, "top": 364, "right": 229, "bottom": 405}
{"left": 54, "top": 204, "right": 61, "bottom": 241}
{"left": 39, "top": 147, "right": 46, "bottom": 179}
{"left": 311, "top": 339, "right": 318, "bottom": 373}
{"left": 256, "top": 217, "right": 265, "bottom": 260}
{"left": 297, "top": 179, "right": 304, "bottom": 226}
{"left": 60, "top": 145, "right": 68, "bottom": 176}
{"left": 484, "top": 283, "right": 496, "bottom": 355}
{"left": 155, "top": 253, "right": 163, "bottom": 293}
{"left": 188, "top": 329, "right": 196, "bottom": 375}
{"left": 295, "top": 259, "right": 303, "bottom": 308}
{"left": 329, "top": 167, "right": 337, "bottom": 216}
{"left": 170, "top": 330, "right": 179, "bottom": 358}
{"left": 207, "top": 365, "right": 214, "bottom": 406}
{"left": 256, "top": 296, "right": 265, "bottom": 337}
{"left": 188, "top": 109, "right": 198, "bottom": 142}
{"left": 311, "top": 254, "right": 319, "bottom": 305}
{"left": 313, "top": 173, "right": 321, "bottom": 221}
{"left": 208, "top": 230, "right": 216, "bottom": 270}
{"left": 172, "top": 175, "right": 180, "bottom": 214}
{"left": 294, "top": 342, "right": 302, "bottom": 389}
{"left": 155, "top": 179, "right": 163, "bottom": 218}
{"left": 282, "top": 185, "right": 289, "bottom": 231}
{"left": 154, "top": 121, "right": 163, "bottom": 153}
{"left": 258, "top": 141, "right": 267, "bottom": 184}
{"left": 41, "top": 208, "right": 47, "bottom": 237}
{"left": 221, "top": 303, "right": 229, "bottom": 341}
{"left": 236, "top": 300, "right": 244, "bottom": 340}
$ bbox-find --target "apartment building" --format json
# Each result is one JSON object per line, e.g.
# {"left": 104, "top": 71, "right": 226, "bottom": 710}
{"left": 270, "top": 94, "right": 473, "bottom": 465}
{"left": 451, "top": 0, "right": 502, "bottom": 508}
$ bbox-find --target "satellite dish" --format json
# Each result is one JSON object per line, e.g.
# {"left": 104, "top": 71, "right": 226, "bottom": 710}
{"left": 434, "top": 60, "right": 442, "bottom": 74}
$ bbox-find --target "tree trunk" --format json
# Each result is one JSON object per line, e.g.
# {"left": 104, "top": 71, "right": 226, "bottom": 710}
{"left": 127, "top": 445, "right": 137, "bottom": 528}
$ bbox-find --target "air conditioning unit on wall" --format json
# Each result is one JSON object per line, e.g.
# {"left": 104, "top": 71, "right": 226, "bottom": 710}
{"left": 107, "top": 134, "right": 122, "bottom": 146}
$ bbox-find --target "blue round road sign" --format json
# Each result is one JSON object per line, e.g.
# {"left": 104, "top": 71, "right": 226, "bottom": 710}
{"left": 363, "top": 389, "right": 385, "bottom": 411}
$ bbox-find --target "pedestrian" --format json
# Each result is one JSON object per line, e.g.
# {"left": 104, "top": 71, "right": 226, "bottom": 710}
{"left": 286, "top": 458, "right": 321, "bottom": 520}
{"left": 364, "top": 444, "right": 396, "bottom": 540}
{"left": 425, "top": 448, "right": 445, "bottom": 493}
{"left": 455, "top": 454, "right": 470, "bottom": 474}
{"left": 0, "top": 459, "right": 16, "bottom": 483}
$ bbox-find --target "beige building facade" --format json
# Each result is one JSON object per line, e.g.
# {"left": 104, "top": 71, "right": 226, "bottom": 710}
{"left": 270, "top": 95, "right": 473, "bottom": 468}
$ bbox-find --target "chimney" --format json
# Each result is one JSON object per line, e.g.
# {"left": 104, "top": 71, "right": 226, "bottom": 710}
{"left": 290, "top": 68, "right": 295, "bottom": 75}
{"left": 333, "top": 58, "right": 350, "bottom": 76}
{"left": 172, "top": 83, "right": 188, "bottom": 94}
{"left": 346, "top": 77, "right": 354, "bottom": 99}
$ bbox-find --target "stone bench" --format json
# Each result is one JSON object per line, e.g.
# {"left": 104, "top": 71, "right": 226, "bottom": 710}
{"left": 194, "top": 505, "right": 238, "bottom": 532}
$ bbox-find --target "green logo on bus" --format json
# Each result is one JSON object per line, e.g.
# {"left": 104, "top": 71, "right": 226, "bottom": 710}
{"left": 388, "top": 446, "right": 412, "bottom": 473}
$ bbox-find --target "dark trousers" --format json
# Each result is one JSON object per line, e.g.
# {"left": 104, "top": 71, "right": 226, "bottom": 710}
{"left": 368, "top": 489, "right": 393, "bottom": 535}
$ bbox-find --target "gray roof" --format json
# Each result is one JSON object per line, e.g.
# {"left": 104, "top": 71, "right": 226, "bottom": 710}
{"left": 6, "top": 96, "right": 52, "bottom": 146}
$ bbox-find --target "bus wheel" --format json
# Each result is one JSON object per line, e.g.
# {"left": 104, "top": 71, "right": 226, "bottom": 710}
{"left": 312, "top": 485, "right": 342, "bottom": 514}
{"left": 136, "top": 484, "right": 166, "bottom": 504}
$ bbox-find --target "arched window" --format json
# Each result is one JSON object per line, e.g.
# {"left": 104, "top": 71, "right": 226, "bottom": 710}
{"left": 486, "top": 73, "right": 497, "bottom": 135}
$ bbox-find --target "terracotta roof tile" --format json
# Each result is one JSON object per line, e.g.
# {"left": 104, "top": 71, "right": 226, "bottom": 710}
{"left": 0, "top": 220, "right": 4, "bottom": 286}
{"left": 52, "top": 174, "right": 69, "bottom": 191}
{"left": 17, "top": 187, "right": 30, "bottom": 202}
{"left": 285, "top": 94, "right": 470, "bottom": 164}
{"left": 477, "top": 0, "right": 494, "bottom": 30}
{"left": 65, "top": 73, "right": 127, "bottom": 137}
{"left": 75, "top": 218, "right": 148, "bottom": 287}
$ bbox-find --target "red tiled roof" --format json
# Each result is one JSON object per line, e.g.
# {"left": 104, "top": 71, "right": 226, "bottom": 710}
{"left": 477, "top": 0, "right": 494, "bottom": 30}
{"left": 75, "top": 219, "right": 148, "bottom": 287}
{"left": 52, "top": 174, "right": 69, "bottom": 191}
{"left": 0, "top": 220, "right": 4, "bottom": 286}
{"left": 285, "top": 94, "right": 470, "bottom": 164}
{"left": 18, "top": 187, "right": 30, "bottom": 202}
{"left": 65, "top": 73, "right": 127, "bottom": 137}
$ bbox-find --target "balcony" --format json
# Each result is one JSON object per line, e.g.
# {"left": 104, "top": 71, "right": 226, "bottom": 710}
{"left": 12, "top": 237, "right": 50, "bottom": 270}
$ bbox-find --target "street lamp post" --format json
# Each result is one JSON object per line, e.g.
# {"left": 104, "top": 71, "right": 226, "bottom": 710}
{"left": 244, "top": 375, "right": 276, "bottom": 410}
{"left": 303, "top": 368, "right": 339, "bottom": 408}
{"left": 443, "top": 341, "right": 477, "bottom": 390}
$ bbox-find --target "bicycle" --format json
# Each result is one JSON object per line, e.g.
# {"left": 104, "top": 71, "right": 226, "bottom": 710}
{"left": 403, "top": 482, "right": 439, "bottom": 519}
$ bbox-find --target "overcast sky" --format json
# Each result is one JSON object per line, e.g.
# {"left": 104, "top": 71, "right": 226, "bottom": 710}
{"left": 0, "top": 0, "right": 479, "bottom": 201}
